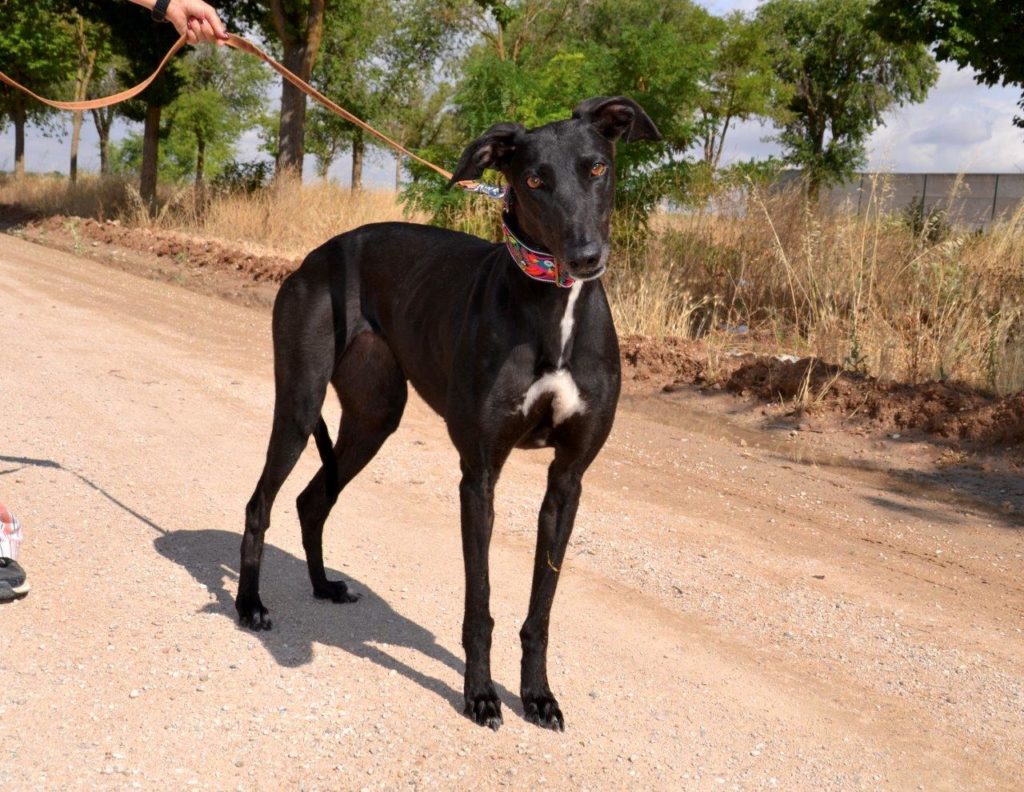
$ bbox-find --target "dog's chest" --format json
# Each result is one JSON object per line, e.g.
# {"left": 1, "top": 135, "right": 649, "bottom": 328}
{"left": 518, "top": 282, "right": 586, "bottom": 426}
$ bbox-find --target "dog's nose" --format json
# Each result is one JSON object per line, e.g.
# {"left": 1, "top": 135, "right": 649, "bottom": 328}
{"left": 565, "top": 243, "right": 604, "bottom": 276}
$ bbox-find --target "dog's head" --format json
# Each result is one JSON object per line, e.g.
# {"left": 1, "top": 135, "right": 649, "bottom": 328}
{"left": 448, "top": 96, "right": 661, "bottom": 282}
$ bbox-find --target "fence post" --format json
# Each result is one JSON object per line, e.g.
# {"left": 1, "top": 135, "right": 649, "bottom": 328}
{"left": 992, "top": 173, "right": 1000, "bottom": 223}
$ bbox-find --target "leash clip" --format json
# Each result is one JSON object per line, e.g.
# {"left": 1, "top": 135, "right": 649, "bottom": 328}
{"left": 464, "top": 182, "right": 506, "bottom": 201}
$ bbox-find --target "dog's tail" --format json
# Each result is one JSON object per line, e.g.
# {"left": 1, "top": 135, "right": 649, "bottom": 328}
{"left": 313, "top": 417, "right": 340, "bottom": 502}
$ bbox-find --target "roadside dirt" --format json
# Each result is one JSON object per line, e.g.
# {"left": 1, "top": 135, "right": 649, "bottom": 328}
{"left": 2, "top": 227, "right": 1023, "bottom": 790}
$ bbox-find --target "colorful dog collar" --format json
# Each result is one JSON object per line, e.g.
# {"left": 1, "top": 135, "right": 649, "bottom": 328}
{"left": 501, "top": 189, "right": 575, "bottom": 288}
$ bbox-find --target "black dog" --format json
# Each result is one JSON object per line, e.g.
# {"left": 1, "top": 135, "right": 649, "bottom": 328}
{"left": 235, "top": 96, "right": 661, "bottom": 730}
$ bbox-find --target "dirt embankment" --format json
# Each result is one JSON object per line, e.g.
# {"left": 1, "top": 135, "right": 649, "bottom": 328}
{"left": 7, "top": 209, "right": 1024, "bottom": 456}
{"left": 621, "top": 335, "right": 1024, "bottom": 455}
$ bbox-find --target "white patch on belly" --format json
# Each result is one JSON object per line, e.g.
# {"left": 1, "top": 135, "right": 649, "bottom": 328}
{"left": 520, "top": 369, "right": 586, "bottom": 425}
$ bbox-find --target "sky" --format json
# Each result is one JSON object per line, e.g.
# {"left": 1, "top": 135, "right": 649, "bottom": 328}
{"left": 3, "top": 0, "right": 1023, "bottom": 186}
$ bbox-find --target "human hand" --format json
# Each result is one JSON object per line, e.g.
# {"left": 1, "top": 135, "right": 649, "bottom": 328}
{"left": 165, "top": 0, "right": 229, "bottom": 45}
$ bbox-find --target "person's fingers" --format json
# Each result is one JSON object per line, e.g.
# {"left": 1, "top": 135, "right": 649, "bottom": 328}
{"left": 185, "top": 25, "right": 198, "bottom": 45}
{"left": 201, "top": 7, "right": 228, "bottom": 40}
{"left": 197, "top": 18, "right": 216, "bottom": 44}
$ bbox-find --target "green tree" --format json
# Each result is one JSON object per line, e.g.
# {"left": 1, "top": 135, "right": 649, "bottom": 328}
{"left": 386, "top": 81, "right": 459, "bottom": 188}
{"left": 0, "top": 0, "right": 74, "bottom": 178}
{"left": 306, "top": 0, "right": 468, "bottom": 189}
{"left": 90, "top": 62, "right": 124, "bottom": 176}
{"left": 64, "top": 10, "right": 113, "bottom": 183}
{"left": 305, "top": 0, "right": 386, "bottom": 187}
{"left": 78, "top": 0, "right": 185, "bottom": 209}
{"left": 871, "top": 1, "right": 1024, "bottom": 130}
{"left": 412, "top": 0, "right": 715, "bottom": 223}
{"left": 112, "top": 47, "right": 270, "bottom": 192}
{"left": 162, "top": 47, "right": 271, "bottom": 192}
{"left": 756, "top": 0, "right": 938, "bottom": 196}
{"left": 697, "top": 12, "right": 791, "bottom": 170}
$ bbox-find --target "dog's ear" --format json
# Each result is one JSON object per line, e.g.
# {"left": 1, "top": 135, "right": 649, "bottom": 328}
{"left": 572, "top": 96, "right": 662, "bottom": 143}
{"left": 447, "top": 122, "right": 525, "bottom": 188}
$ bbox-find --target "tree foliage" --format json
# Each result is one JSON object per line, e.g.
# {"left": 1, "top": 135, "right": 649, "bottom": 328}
{"left": 408, "top": 0, "right": 720, "bottom": 223}
{"left": 871, "top": 0, "right": 1024, "bottom": 129}
{"left": 112, "top": 47, "right": 269, "bottom": 187}
{"left": 162, "top": 47, "right": 271, "bottom": 187}
{"left": 0, "top": 0, "right": 75, "bottom": 176}
{"left": 696, "top": 12, "right": 791, "bottom": 170}
{"left": 756, "top": 0, "right": 938, "bottom": 194}
{"left": 64, "top": 9, "right": 114, "bottom": 183}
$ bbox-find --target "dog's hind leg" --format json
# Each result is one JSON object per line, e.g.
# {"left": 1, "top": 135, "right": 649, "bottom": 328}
{"left": 296, "top": 331, "right": 407, "bottom": 603}
{"left": 236, "top": 275, "right": 337, "bottom": 631}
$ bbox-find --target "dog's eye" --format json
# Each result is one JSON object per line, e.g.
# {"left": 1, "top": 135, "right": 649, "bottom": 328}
{"left": 526, "top": 174, "right": 543, "bottom": 189}
{"left": 591, "top": 162, "right": 608, "bottom": 178}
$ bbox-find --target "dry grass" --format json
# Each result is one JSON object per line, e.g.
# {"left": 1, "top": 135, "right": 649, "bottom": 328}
{"left": 0, "top": 173, "right": 139, "bottom": 220}
{"left": 604, "top": 176, "right": 1024, "bottom": 393}
{"left": 156, "top": 180, "right": 421, "bottom": 257}
{"left": 0, "top": 174, "right": 418, "bottom": 258}
{"left": 3, "top": 172, "right": 1024, "bottom": 393}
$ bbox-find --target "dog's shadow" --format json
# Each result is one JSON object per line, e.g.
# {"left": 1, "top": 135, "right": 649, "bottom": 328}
{"left": 154, "top": 528, "right": 517, "bottom": 717}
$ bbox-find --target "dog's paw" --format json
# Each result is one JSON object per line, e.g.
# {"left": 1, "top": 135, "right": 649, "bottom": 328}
{"left": 464, "top": 688, "right": 503, "bottom": 731}
{"left": 523, "top": 693, "right": 564, "bottom": 731}
{"left": 235, "top": 595, "right": 272, "bottom": 631}
{"left": 312, "top": 579, "right": 360, "bottom": 604}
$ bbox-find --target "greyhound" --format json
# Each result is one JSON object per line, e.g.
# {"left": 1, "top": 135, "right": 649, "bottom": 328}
{"left": 235, "top": 96, "right": 662, "bottom": 731}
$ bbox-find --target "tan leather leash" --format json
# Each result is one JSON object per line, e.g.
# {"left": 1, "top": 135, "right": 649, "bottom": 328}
{"left": 0, "top": 32, "right": 502, "bottom": 197}
{"left": 0, "top": 35, "right": 188, "bottom": 112}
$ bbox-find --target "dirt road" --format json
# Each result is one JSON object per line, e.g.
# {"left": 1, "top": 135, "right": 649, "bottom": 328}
{"left": 1, "top": 234, "right": 1022, "bottom": 790}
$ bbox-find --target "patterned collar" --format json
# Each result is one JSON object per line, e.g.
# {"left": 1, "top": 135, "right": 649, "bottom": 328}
{"left": 501, "top": 189, "right": 575, "bottom": 288}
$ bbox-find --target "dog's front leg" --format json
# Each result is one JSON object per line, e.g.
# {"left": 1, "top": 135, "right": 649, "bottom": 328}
{"left": 458, "top": 461, "right": 503, "bottom": 730}
{"left": 519, "top": 456, "right": 584, "bottom": 731}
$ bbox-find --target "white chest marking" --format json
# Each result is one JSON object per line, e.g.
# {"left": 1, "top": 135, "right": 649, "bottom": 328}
{"left": 520, "top": 282, "right": 587, "bottom": 426}
{"left": 557, "top": 281, "right": 582, "bottom": 367}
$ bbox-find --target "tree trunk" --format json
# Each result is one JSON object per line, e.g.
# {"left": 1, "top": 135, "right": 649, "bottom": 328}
{"left": 13, "top": 96, "right": 26, "bottom": 179}
{"left": 195, "top": 130, "right": 206, "bottom": 203}
{"left": 351, "top": 130, "right": 364, "bottom": 192}
{"left": 276, "top": 43, "right": 311, "bottom": 178}
{"left": 140, "top": 102, "right": 162, "bottom": 213}
{"left": 712, "top": 113, "right": 733, "bottom": 170}
{"left": 70, "top": 111, "right": 84, "bottom": 184}
{"left": 395, "top": 156, "right": 402, "bottom": 190}
{"left": 270, "top": 0, "right": 326, "bottom": 181}
{"left": 91, "top": 107, "right": 114, "bottom": 175}
{"left": 71, "top": 16, "right": 98, "bottom": 185}
{"left": 195, "top": 129, "right": 205, "bottom": 189}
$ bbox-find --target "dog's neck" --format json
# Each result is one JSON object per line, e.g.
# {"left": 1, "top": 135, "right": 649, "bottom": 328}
{"left": 501, "top": 249, "right": 586, "bottom": 370}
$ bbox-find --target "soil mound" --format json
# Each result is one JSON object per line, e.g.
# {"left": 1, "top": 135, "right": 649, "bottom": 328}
{"left": 619, "top": 335, "right": 705, "bottom": 387}
{"left": 725, "top": 356, "right": 1024, "bottom": 447}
